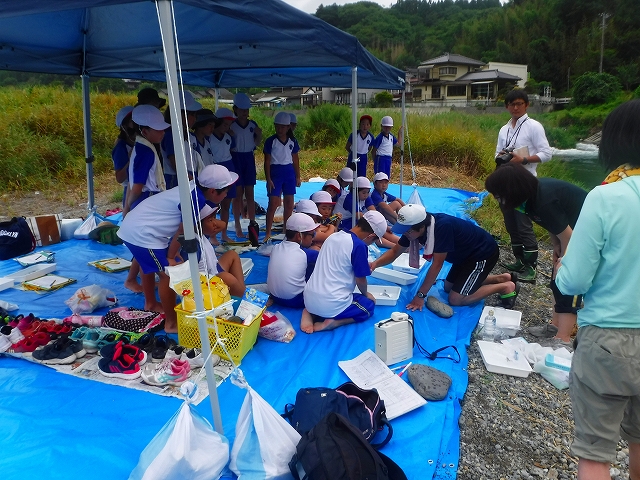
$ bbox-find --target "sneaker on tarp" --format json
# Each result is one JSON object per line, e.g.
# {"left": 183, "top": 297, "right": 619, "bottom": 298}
{"left": 100, "top": 340, "right": 147, "bottom": 366}
{"left": 32, "top": 337, "right": 79, "bottom": 365}
{"left": 97, "top": 342, "right": 141, "bottom": 380}
{"left": 141, "top": 358, "right": 191, "bottom": 386}
{"left": 151, "top": 335, "right": 178, "bottom": 363}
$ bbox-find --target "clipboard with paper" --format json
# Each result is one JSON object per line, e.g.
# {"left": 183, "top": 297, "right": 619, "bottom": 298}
{"left": 22, "top": 274, "right": 76, "bottom": 292}
{"left": 89, "top": 257, "right": 132, "bottom": 273}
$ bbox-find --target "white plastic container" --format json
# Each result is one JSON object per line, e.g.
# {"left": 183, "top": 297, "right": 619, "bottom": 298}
{"left": 4, "top": 263, "right": 57, "bottom": 283}
{"left": 477, "top": 340, "right": 532, "bottom": 378}
{"left": 353, "top": 285, "right": 401, "bottom": 306}
{"left": 60, "top": 219, "right": 83, "bottom": 241}
{"left": 241, "top": 258, "right": 254, "bottom": 280}
{"left": 0, "top": 278, "right": 14, "bottom": 291}
{"left": 391, "top": 253, "right": 427, "bottom": 275}
{"left": 371, "top": 267, "right": 417, "bottom": 285}
{"left": 480, "top": 306, "right": 521, "bottom": 337}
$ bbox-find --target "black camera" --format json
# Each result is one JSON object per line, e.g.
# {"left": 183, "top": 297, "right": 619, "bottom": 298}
{"left": 495, "top": 146, "right": 515, "bottom": 166}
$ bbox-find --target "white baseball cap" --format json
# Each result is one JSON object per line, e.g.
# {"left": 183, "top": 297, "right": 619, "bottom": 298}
{"left": 373, "top": 172, "right": 389, "bottom": 182}
{"left": 274, "top": 111, "right": 291, "bottom": 125}
{"left": 311, "top": 191, "right": 336, "bottom": 205}
{"left": 198, "top": 164, "right": 239, "bottom": 190}
{"left": 200, "top": 204, "right": 219, "bottom": 219}
{"left": 392, "top": 204, "right": 428, "bottom": 235}
{"left": 381, "top": 115, "right": 394, "bottom": 127}
{"left": 356, "top": 177, "right": 371, "bottom": 189}
{"left": 294, "top": 199, "right": 321, "bottom": 217}
{"left": 180, "top": 91, "right": 202, "bottom": 111}
{"left": 233, "top": 92, "right": 252, "bottom": 110}
{"left": 132, "top": 105, "right": 170, "bottom": 131}
{"left": 363, "top": 211, "right": 387, "bottom": 240}
{"left": 289, "top": 113, "right": 297, "bottom": 124}
{"left": 338, "top": 167, "right": 354, "bottom": 182}
{"left": 215, "top": 107, "right": 236, "bottom": 120}
{"left": 286, "top": 212, "right": 319, "bottom": 233}
{"left": 115, "top": 106, "right": 134, "bottom": 127}
{"left": 323, "top": 178, "right": 341, "bottom": 191}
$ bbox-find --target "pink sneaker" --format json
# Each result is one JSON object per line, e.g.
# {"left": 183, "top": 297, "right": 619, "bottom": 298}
{"left": 141, "top": 358, "right": 191, "bottom": 387}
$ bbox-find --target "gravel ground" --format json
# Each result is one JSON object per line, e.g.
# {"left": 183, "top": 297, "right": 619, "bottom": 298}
{"left": 1, "top": 169, "right": 632, "bottom": 479}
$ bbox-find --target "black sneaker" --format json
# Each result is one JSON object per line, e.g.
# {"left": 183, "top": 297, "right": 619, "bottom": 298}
{"left": 32, "top": 338, "right": 78, "bottom": 365}
{"left": 151, "top": 335, "right": 177, "bottom": 363}
{"left": 500, "top": 283, "right": 520, "bottom": 310}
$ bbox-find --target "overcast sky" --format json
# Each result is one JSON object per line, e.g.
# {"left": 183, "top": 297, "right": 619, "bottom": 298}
{"left": 283, "top": 0, "right": 394, "bottom": 14}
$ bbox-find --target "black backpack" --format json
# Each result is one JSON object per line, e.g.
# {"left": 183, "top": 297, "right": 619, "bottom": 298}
{"left": 0, "top": 217, "right": 36, "bottom": 260}
{"left": 283, "top": 382, "right": 393, "bottom": 449}
{"left": 289, "top": 412, "right": 407, "bottom": 480}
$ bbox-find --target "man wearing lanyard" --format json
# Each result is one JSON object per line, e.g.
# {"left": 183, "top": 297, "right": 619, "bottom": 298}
{"left": 495, "top": 90, "right": 552, "bottom": 283}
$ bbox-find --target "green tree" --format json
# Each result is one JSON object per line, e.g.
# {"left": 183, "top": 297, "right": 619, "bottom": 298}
{"left": 373, "top": 91, "right": 394, "bottom": 107}
{"left": 572, "top": 72, "right": 621, "bottom": 105}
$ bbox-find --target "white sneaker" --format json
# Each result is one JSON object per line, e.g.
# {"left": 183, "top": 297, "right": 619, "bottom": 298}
{"left": 0, "top": 334, "right": 12, "bottom": 353}
{"left": 182, "top": 348, "right": 219, "bottom": 369}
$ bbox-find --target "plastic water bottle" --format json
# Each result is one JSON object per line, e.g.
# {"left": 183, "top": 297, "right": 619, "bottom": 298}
{"left": 482, "top": 309, "right": 497, "bottom": 341}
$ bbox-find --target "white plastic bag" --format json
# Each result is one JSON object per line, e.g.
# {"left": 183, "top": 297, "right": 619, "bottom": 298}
{"left": 65, "top": 285, "right": 117, "bottom": 314}
{"left": 73, "top": 211, "right": 106, "bottom": 240}
{"left": 129, "top": 402, "right": 229, "bottom": 480}
{"left": 533, "top": 359, "right": 570, "bottom": 390}
{"left": 259, "top": 311, "right": 296, "bottom": 343}
{"left": 273, "top": 205, "right": 285, "bottom": 224}
{"left": 407, "top": 185, "right": 424, "bottom": 206}
{"left": 230, "top": 372, "right": 301, "bottom": 479}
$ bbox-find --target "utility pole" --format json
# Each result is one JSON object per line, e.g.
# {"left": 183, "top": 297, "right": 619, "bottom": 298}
{"left": 599, "top": 13, "right": 611, "bottom": 74}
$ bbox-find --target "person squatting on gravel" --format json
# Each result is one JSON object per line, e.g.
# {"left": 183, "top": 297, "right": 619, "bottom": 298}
{"left": 555, "top": 99, "right": 640, "bottom": 480}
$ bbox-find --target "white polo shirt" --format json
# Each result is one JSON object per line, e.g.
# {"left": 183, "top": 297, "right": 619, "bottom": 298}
{"left": 267, "top": 240, "right": 308, "bottom": 299}
{"left": 191, "top": 132, "right": 216, "bottom": 167}
{"left": 304, "top": 230, "right": 370, "bottom": 317}
{"left": 263, "top": 135, "right": 300, "bottom": 165}
{"left": 209, "top": 132, "right": 234, "bottom": 164}
{"left": 230, "top": 120, "right": 259, "bottom": 153}
{"left": 348, "top": 131, "right": 374, "bottom": 155}
{"left": 373, "top": 133, "right": 397, "bottom": 157}
{"left": 496, "top": 114, "right": 552, "bottom": 176}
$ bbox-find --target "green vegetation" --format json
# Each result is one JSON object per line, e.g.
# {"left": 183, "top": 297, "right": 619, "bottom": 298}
{"left": 316, "top": 0, "right": 640, "bottom": 96}
{"left": 572, "top": 72, "right": 622, "bottom": 106}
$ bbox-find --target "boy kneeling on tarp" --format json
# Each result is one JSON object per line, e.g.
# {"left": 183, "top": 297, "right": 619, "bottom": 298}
{"left": 370, "top": 204, "right": 518, "bottom": 312}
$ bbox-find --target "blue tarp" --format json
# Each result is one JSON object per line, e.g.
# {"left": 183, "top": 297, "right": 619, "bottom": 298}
{"left": 0, "top": 0, "right": 405, "bottom": 89}
{"left": 0, "top": 182, "right": 486, "bottom": 480}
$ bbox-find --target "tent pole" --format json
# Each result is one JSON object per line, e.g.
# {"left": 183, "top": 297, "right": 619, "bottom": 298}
{"left": 400, "top": 89, "right": 405, "bottom": 200}
{"left": 351, "top": 66, "right": 358, "bottom": 228}
{"left": 214, "top": 88, "right": 219, "bottom": 111}
{"left": 157, "top": 0, "right": 223, "bottom": 434}
{"left": 81, "top": 75, "right": 95, "bottom": 211}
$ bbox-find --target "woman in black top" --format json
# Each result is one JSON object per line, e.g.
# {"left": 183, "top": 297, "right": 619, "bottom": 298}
{"left": 485, "top": 163, "right": 588, "bottom": 345}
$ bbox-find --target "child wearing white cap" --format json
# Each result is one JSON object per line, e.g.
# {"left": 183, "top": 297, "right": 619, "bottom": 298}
{"left": 302, "top": 211, "right": 387, "bottom": 333}
{"left": 117, "top": 164, "right": 239, "bottom": 333}
{"left": 321, "top": 178, "right": 342, "bottom": 202}
{"left": 124, "top": 105, "right": 170, "bottom": 217}
{"left": 230, "top": 93, "right": 262, "bottom": 240}
{"left": 267, "top": 213, "right": 320, "bottom": 308}
{"left": 160, "top": 90, "right": 203, "bottom": 189}
{"left": 209, "top": 108, "right": 239, "bottom": 244}
{"left": 371, "top": 172, "right": 405, "bottom": 223}
{"left": 371, "top": 116, "right": 403, "bottom": 178}
{"left": 370, "top": 204, "right": 518, "bottom": 312}
{"left": 345, "top": 114, "right": 374, "bottom": 177}
{"left": 309, "top": 191, "right": 340, "bottom": 250}
{"left": 263, "top": 111, "right": 301, "bottom": 239}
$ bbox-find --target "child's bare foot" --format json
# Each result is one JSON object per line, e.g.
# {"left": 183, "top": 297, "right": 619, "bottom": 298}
{"left": 313, "top": 318, "right": 353, "bottom": 332}
{"left": 235, "top": 225, "right": 246, "bottom": 238}
{"left": 221, "top": 234, "right": 232, "bottom": 243}
{"left": 163, "top": 323, "right": 178, "bottom": 334}
{"left": 124, "top": 279, "right": 143, "bottom": 293}
{"left": 144, "top": 302, "right": 164, "bottom": 314}
{"left": 300, "top": 309, "right": 314, "bottom": 334}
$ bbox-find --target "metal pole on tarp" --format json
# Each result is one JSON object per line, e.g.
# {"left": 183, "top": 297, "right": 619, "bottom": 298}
{"left": 400, "top": 89, "right": 406, "bottom": 200}
{"left": 157, "top": 0, "right": 223, "bottom": 434}
{"left": 351, "top": 66, "right": 358, "bottom": 228}
{"left": 214, "top": 88, "right": 220, "bottom": 111}
{"left": 80, "top": 17, "right": 95, "bottom": 212}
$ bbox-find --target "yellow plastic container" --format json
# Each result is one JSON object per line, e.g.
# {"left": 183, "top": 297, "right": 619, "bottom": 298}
{"left": 175, "top": 305, "right": 265, "bottom": 364}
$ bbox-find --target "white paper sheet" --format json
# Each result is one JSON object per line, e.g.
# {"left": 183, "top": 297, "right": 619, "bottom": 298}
{"left": 338, "top": 349, "right": 426, "bottom": 420}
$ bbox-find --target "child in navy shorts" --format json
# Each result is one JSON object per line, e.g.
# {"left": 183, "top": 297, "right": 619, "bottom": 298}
{"left": 345, "top": 114, "right": 374, "bottom": 177}
{"left": 230, "top": 93, "right": 262, "bottom": 239}
{"left": 263, "top": 112, "right": 301, "bottom": 239}
{"left": 371, "top": 172, "right": 405, "bottom": 224}
{"left": 371, "top": 116, "right": 403, "bottom": 178}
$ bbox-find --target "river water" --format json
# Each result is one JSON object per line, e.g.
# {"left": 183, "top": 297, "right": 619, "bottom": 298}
{"left": 550, "top": 143, "right": 606, "bottom": 189}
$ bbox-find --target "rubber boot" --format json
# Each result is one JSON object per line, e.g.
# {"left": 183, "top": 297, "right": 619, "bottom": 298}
{"left": 501, "top": 244, "right": 525, "bottom": 272}
{"left": 519, "top": 249, "right": 538, "bottom": 283}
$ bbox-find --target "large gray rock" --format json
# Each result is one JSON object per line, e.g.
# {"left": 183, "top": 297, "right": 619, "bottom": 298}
{"left": 407, "top": 364, "right": 452, "bottom": 401}
{"left": 426, "top": 296, "right": 453, "bottom": 318}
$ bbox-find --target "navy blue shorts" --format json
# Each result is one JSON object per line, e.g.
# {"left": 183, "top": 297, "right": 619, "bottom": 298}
{"left": 311, "top": 293, "right": 375, "bottom": 323}
{"left": 374, "top": 155, "right": 392, "bottom": 177}
{"left": 268, "top": 164, "right": 296, "bottom": 197}
{"left": 272, "top": 292, "right": 305, "bottom": 309}
{"left": 347, "top": 152, "right": 368, "bottom": 178}
{"left": 215, "top": 160, "right": 237, "bottom": 199}
{"left": 164, "top": 174, "right": 178, "bottom": 190}
{"left": 232, "top": 151, "right": 257, "bottom": 187}
{"left": 123, "top": 241, "right": 168, "bottom": 274}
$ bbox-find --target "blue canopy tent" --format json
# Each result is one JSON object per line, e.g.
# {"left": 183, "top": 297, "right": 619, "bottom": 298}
{"left": 0, "top": 0, "right": 406, "bottom": 440}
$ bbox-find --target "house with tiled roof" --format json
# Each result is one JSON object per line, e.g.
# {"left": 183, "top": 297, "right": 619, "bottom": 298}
{"left": 410, "top": 53, "right": 526, "bottom": 106}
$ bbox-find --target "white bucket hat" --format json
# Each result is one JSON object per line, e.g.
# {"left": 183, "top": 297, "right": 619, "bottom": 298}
{"left": 132, "top": 105, "right": 170, "bottom": 131}
{"left": 363, "top": 211, "right": 387, "bottom": 240}
{"left": 294, "top": 199, "right": 321, "bottom": 217}
{"left": 198, "top": 164, "right": 239, "bottom": 190}
{"left": 286, "top": 212, "right": 319, "bottom": 233}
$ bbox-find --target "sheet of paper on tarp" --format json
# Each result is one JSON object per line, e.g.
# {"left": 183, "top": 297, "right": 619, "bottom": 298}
{"left": 338, "top": 349, "right": 426, "bottom": 420}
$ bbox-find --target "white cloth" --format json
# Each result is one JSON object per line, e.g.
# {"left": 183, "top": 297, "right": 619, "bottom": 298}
{"left": 423, "top": 215, "right": 435, "bottom": 259}
{"left": 230, "top": 120, "right": 259, "bottom": 153}
{"left": 129, "top": 135, "right": 166, "bottom": 192}
{"left": 118, "top": 182, "right": 205, "bottom": 249}
{"left": 209, "top": 132, "right": 233, "bottom": 164}
{"left": 198, "top": 235, "right": 219, "bottom": 276}
{"left": 495, "top": 114, "right": 552, "bottom": 176}
{"left": 304, "top": 230, "right": 358, "bottom": 317}
{"left": 267, "top": 241, "right": 308, "bottom": 299}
